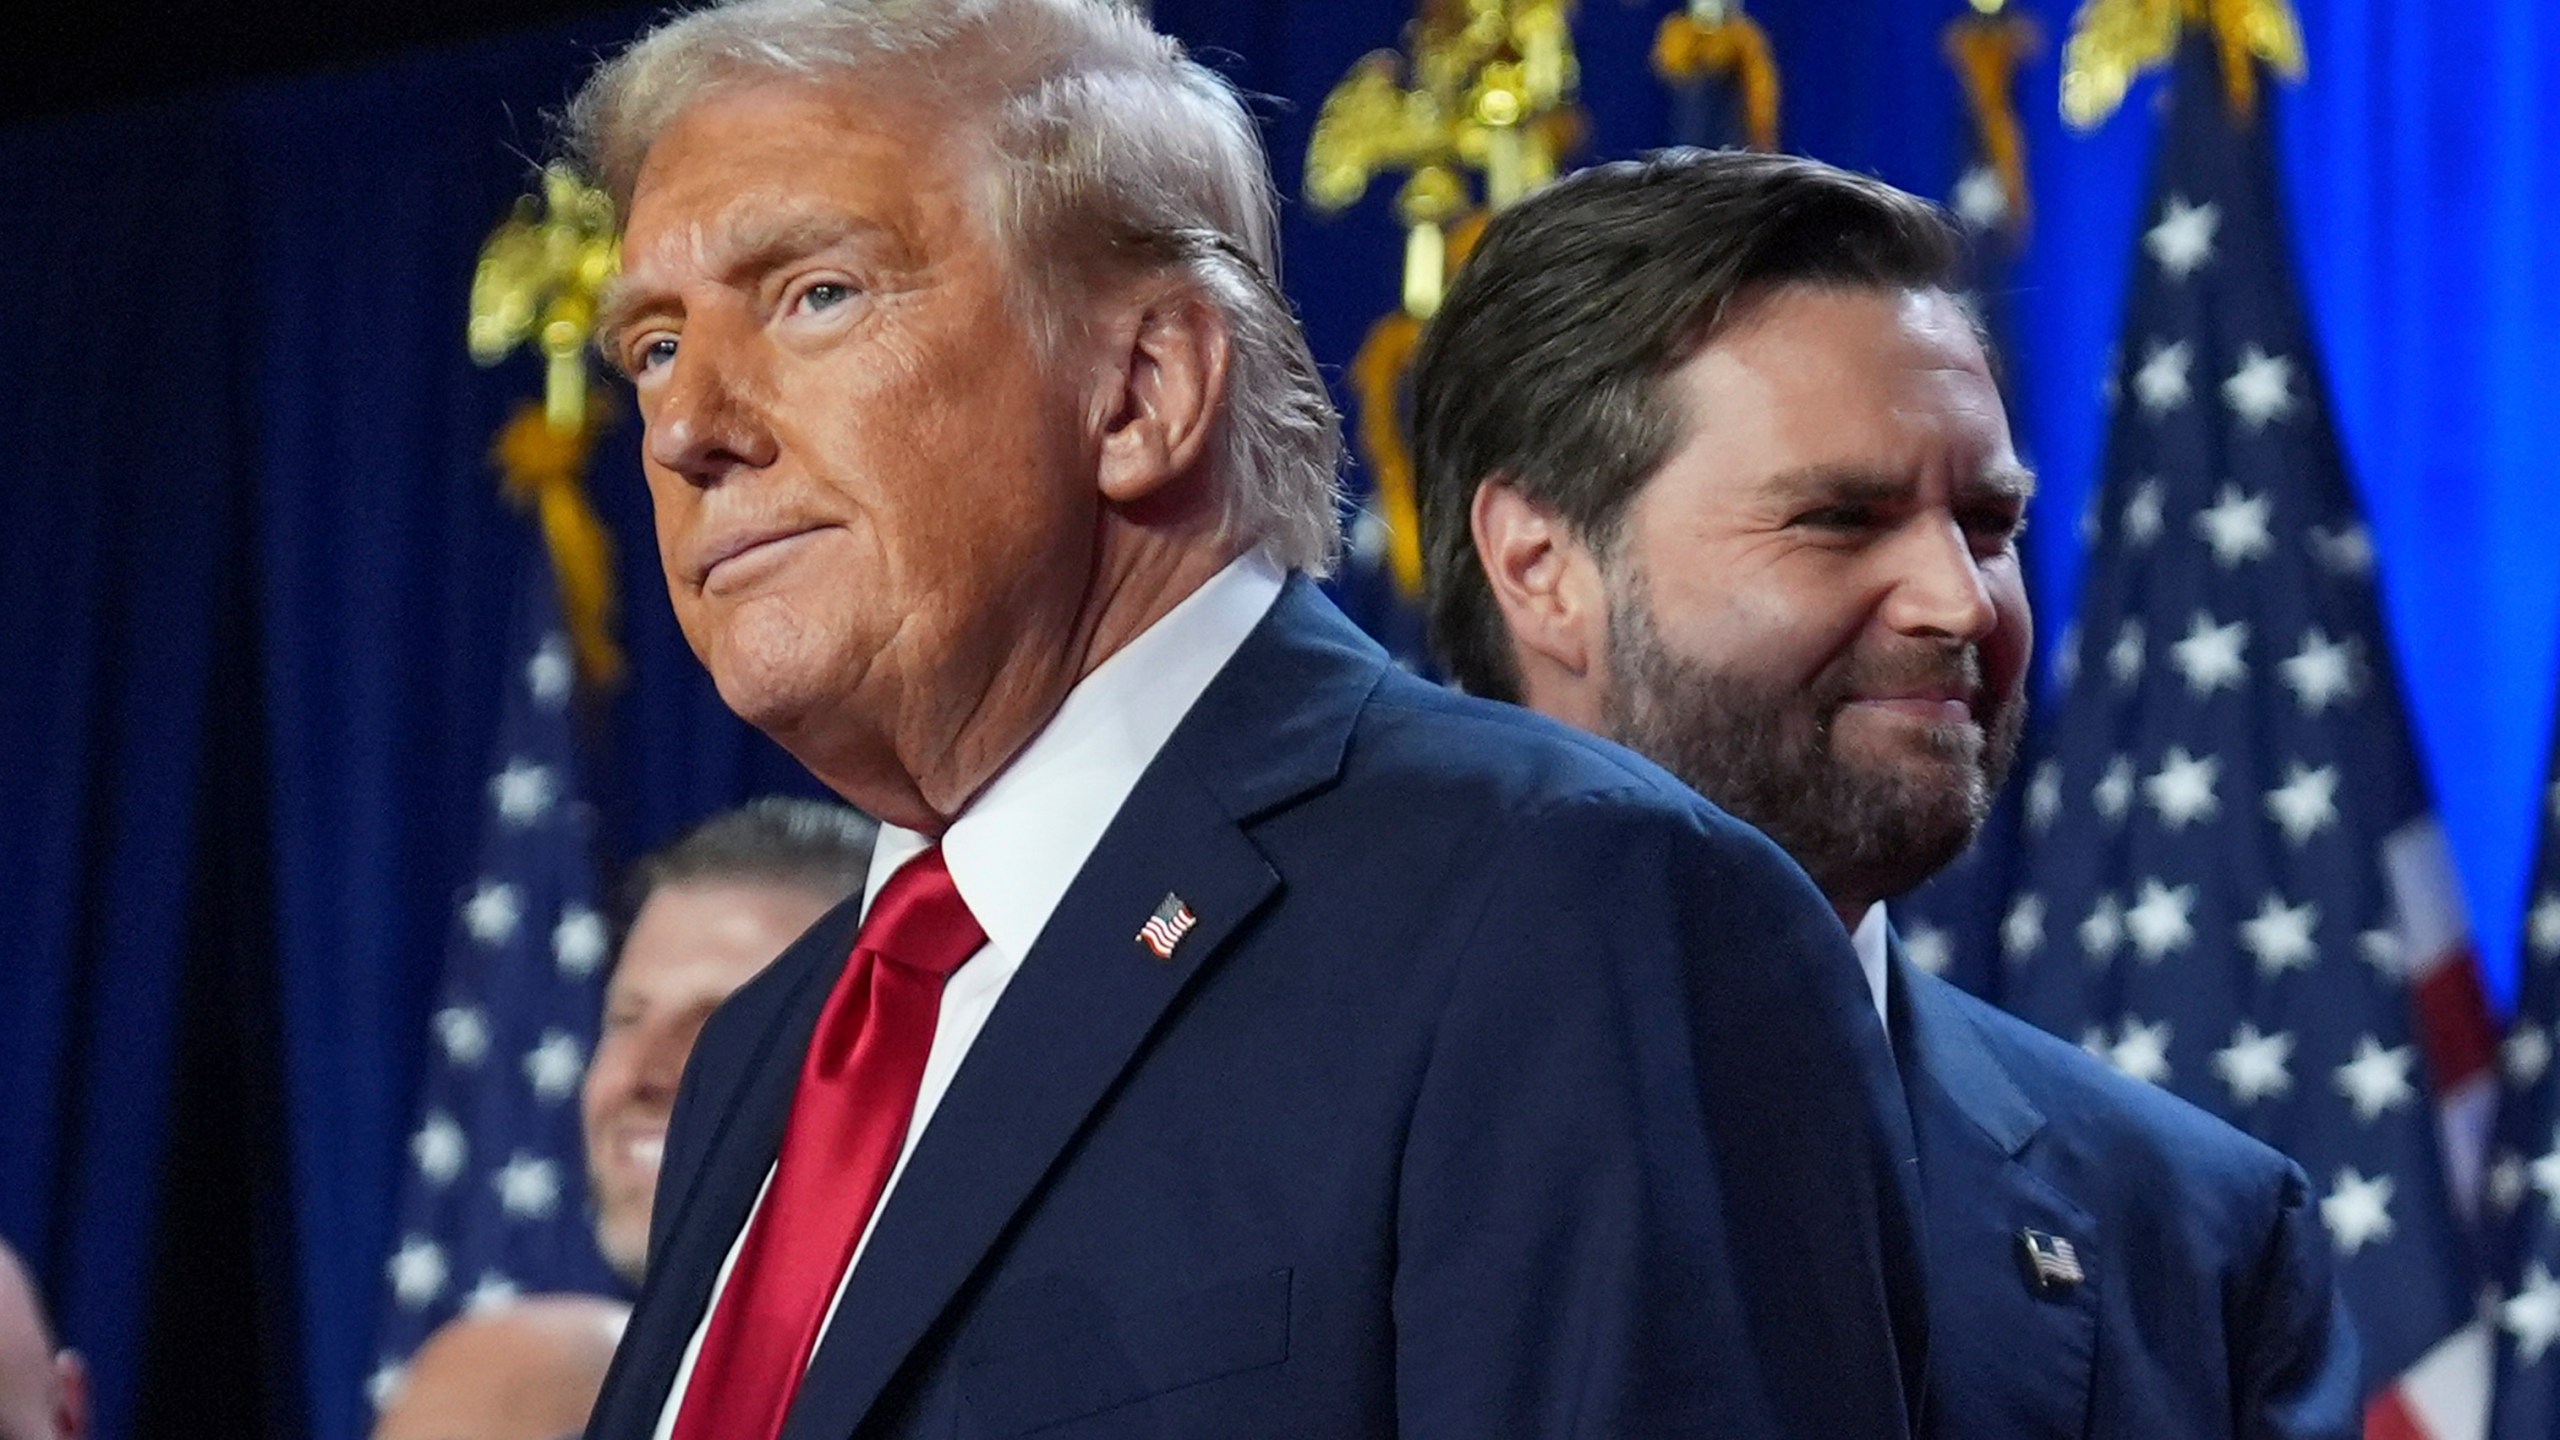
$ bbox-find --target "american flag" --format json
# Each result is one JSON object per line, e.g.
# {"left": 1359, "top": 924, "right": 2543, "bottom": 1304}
{"left": 1889, "top": 2, "right": 2041, "bottom": 1005}
{"left": 1995, "top": 36, "right": 2494, "bottom": 1437}
{"left": 2486, "top": 712, "right": 2560, "bottom": 1432}
{"left": 366, "top": 543, "right": 622, "bottom": 1410}
{"left": 1136, "top": 893, "right": 1198, "bottom": 961}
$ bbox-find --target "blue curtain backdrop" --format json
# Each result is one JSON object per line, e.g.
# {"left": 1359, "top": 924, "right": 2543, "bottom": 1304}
{"left": 0, "top": 3, "right": 2551, "bottom": 1437}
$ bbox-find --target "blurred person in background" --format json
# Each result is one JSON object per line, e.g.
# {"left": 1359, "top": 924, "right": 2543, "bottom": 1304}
{"left": 583, "top": 797, "right": 875, "bottom": 1286}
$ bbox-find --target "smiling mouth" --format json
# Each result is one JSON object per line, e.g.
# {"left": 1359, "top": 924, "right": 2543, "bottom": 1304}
{"left": 1844, "top": 695, "right": 1975, "bottom": 725}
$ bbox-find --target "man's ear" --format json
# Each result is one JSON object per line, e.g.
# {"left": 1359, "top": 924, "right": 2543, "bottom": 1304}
{"left": 1096, "top": 288, "right": 1230, "bottom": 506}
{"left": 1471, "top": 481, "right": 1611, "bottom": 702}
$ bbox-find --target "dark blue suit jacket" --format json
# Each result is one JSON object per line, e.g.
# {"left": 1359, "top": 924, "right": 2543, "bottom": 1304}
{"left": 585, "top": 580, "right": 1926, "bottom": 1440}
{"left": 1893, "top": 944, "right": 2360, "bottom": 1439}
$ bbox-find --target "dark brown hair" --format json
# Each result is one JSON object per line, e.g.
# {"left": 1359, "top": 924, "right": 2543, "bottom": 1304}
{"left": 1411, "top": 148, "right": 1966, "bottom": 700}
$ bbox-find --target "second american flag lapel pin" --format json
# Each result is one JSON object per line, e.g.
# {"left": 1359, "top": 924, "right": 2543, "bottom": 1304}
{"left": 1136, "top": 892, "right": 1198, "bottom": 960}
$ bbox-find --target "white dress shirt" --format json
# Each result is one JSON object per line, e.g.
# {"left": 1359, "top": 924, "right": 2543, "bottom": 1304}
{"left": 1852, "top": 902, "right": 1892, "bottom": 1028}
{"left": 652, "top": 551, "right": 1287, "bottom": 1436}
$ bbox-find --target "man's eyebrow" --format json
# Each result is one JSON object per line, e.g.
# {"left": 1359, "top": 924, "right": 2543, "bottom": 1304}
{"left": 594, "top": 211, "right": 888, "bottom": 349}
{"left": 1756, "top": 462, "right": 2040, "bottom": 505}
{"left": 1758, "top": 466, "right": 1911, "bottom": 506}
{"left": 1973, "top": 463, "right": 2040, "bottom": 501}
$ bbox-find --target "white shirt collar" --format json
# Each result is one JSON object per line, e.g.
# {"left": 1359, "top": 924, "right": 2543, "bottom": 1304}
{"left": 1851, "top": 902, "right": 1891, "bottom": 1027}
{"left": 862, "top": 550, "right": 1288, "bottom": 960}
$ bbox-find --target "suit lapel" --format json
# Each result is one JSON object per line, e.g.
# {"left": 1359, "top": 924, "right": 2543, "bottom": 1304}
{"left": 1895, "top": 948, "right": 2098, "bottom": 1440}
{"left": 778, "top": 580, "right": 1382, "bottom": 1440}
{"left": 586, "top": 902, "right": 857, "bottom": 1440}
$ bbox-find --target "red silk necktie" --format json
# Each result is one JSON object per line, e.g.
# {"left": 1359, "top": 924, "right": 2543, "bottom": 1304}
{"left": 670, "top": 846, "right": 985, "bottom": 1440}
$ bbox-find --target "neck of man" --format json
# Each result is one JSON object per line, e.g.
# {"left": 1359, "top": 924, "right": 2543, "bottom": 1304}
{"left": 1830, "top": 895, "right": 1876, "bottom": 936}
{"left": 812, "top": 523, "right": 1247, "bottom": 835}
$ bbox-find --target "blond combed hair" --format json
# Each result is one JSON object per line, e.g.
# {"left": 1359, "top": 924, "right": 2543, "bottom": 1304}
{"left": 565, "top": 0, "right": 1344, "bottom": 573}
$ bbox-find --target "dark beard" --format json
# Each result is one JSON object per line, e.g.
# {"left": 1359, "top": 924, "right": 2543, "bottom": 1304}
{"left": 1601, "top": 582, "right": 2023, "bottom": 914}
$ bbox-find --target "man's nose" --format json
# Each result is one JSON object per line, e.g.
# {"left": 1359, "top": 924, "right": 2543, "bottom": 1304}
{"left": 645, "top": 332, "right": 780, "bottom": 486}
{"left": 1881, "top": 517, "right": 1999, "bottom": 643}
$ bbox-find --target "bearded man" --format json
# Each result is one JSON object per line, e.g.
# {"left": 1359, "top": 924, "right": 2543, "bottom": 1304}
{"left": 1415, "top": 147, "right": 2358, "bottom": 1440}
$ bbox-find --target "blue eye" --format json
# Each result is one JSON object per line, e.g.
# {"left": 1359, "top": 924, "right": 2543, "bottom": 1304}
{"left": 635, "top": 336, "right": 677, "bottom": 372}
{"left": 801, "top": 281, "right": 853, "bottom": 312}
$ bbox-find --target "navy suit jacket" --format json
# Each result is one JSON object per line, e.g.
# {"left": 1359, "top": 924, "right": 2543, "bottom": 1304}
{"left": 1892, "top": 943, "right": 2360, "bottom": 1439}
{"left": 586, "top": 580, "right": 1926, "bottom": 1440}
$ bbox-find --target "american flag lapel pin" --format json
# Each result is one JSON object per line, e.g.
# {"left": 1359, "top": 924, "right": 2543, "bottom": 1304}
{"left": 2016, "top": 1228, "right": 2085, "bottom": 1297}
{"left": 1137, "top": 893, "right": 1198, "bottom": 960}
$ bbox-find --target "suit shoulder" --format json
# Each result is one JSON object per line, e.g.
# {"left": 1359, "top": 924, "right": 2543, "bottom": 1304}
{"left": 1346, "top": 669, "right": 1740, "bottom": 833}
{"left": 1936, "top": 980, "right": 2304, "bottom": 1201}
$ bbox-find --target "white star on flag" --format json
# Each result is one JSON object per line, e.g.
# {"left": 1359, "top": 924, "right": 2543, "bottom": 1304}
{"left": 2506, "top": 1021, "right": 2553, "bottom": 1089}
{"left": 2490, "top": 1152, "right": 2529, "bottom": 1215}
{"left": 552, "top": 904, "right": 608, "bottom": 978}
{"left": 1349, "top": 507, "right": 1393, "bottom": 567}
{"left": 367, "top": 1361, "right": 408, "bottom": 1413}
{"left": 2531, "top": 892, "right": 2560, "bottom": 962}
{"left": 2122, "top": 480, "right": 2166, "bottom": 545}
{"left": 2055, "top": 621, "right": 2083, "bottom": 687}
{"left": 2144, "top": 195, "right": 2220, "bottom": 278}
{"left": 488, "top": 758, "right": 558, "bottom": 827}
{"left": 2026, "top": 761, "right": 2063, "bottom": 831}
{"left": 434, "top": 1006, "right": 491, "bottom": 1067}
{"left": 2133, "top": 339, "right": 2194, "bottom": 416}
{"left": 2125, "top": 879, "right": 2199, "bottom": 961}
{"left": 411, "top": 1111, "right": 466, "bottom": 1187}
{"left": 2002, "top": 894, "right": 2046, "bottom": 961}
{"left": 2264, "top": 764, "right": 2340, "bottom": 846}
{"left": 2532, "top": 1129, "right": 2560, "bottom": 1214}
{"left": 2109, "top": 1016, "right": 2174, "bottom": 1085}
{"left": 2169, "top": 614, "right": 2250, "bottom": 696}
{"left": 2078, "top": 894, "right": 2126, "bottom": 962}
{"left": 2108, "top": 619, "right": 2147, "bottom": 686}
{"left": 2222, "top": 346, "right": 2298, "bottom": 428}
{"left": 2237, "top": 895, "right": 2319, "bottom": 977}
{"left": 1902, "top": 923, "right": 1953, "bottom": 976}
{"left": 492, "top": 1152, "right": 563, "bottom": 1221}
{"left": 2095, "top": 756, "right": 2137, "bottom": 822}
{"left": 525, "top": 633, "right": 574, "bottom": 707}
{"left": 463, "top": 1271, "right": 522, "bottom": 1315}
{"left": 387, "top": 1236, "right": 448, "bottom": 1310}
{"left": 2306, "top": 523, "right": 2376, "bottom": 579}
{"left": 2504, "top": 1263, "right": 2560, "bottom": 1365}
{"left": 2356, "top": 928, "right": 2405, "bottom": 976}
{"left": 2320, "top": 1168, "right": 2396, "bottom": 1256}
{"left": 2278, "top": 630, "right": 2361, "bottom": 714}
{"left": 522, "top": 1030, "right": 586, "bottom": 1103}
{"left": 1953, "top": 164, "right": 2009, "bottom": 230}
{"left": 2193, "top": 485, "right": 2274, "bottom": 567}
{"left": 2333, "top": 1036, "right": 2417, "bottom": 1122}
{"left": 461, "top": 881, "right": 523, "bottom": 948}
{"left": 2143, "top": 747, "right": 2223, "bottom": 829}
{"left": 2213, "top": 1023, "right": 2296, "bottom": 1105}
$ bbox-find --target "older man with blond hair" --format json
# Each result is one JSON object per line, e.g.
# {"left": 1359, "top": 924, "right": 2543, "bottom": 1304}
{"left": 570, "top": 4, "right": 1926, "bottom": 1437}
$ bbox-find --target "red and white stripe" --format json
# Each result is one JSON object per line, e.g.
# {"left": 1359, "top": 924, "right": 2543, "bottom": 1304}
{"left": 2370, "top": 818, "right": 2498, "bottom": 1439}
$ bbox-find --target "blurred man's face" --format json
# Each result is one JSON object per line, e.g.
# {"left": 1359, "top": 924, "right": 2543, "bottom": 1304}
{"left": 609, "top": 79, "right": 1111, "bottom": 820}
{"left": 580, "top": 881, "right": 842, "bottom": 1284}
{"left": 1599, "top": 284, "right": 2032, "bottom": 917}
